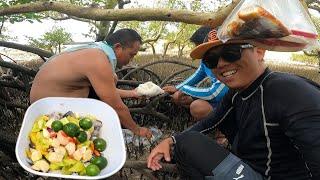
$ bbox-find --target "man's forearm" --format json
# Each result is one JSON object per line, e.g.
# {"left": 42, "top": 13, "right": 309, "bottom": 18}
{"left": 117, "top": 88, "right": 137, "bottom": 98}
{"left": 116, "top": 103, "right": 140, "bottom": 132}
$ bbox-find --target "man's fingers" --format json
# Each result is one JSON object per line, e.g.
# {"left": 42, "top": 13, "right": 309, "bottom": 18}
{"left": 164, "top": 150, "right": 171, "bottom": 162}
{"left": 148, "top": 152, "right": 164, "bottom": 170}
{"left": 147, "top": 150, "right": 161, "bottom": 168}
{"left": 152, "top": 155, "right": 163, "bottom": 170}
{"left": 147, "top": 151, "right": 156, "bottom": 168}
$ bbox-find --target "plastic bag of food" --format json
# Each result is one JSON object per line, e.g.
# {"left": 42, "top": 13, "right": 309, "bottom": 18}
{"left": 136, "top": 81, "right": 164, "bottom": 97}
{"left": 217, "top": 0, "right": 318, "bottom": 51}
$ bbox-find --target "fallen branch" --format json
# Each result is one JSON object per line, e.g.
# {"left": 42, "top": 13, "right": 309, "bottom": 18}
{"left": 118, "top": 66, "right": 162, "bottom": 84}
{"left": 160, "top": 67, "right": 194, "bottom": 87}
{"left": 0, "top": 80, "right": 26, "bottom": 91}
{"left": 0, "top": 41, "right": 53, "bottom": 59}
{"left": 0, "top": 98, "right": 28, "bottom": 109}
{"left": 124, "top": 160, "right": 177, "bottom": 173}
{"left": 0, "top": 53, "right": 17, "bottom": 63}
{"left": 122, "top": 60, "right": 197, "bottom": 80}
{"left": 136, "top": 169, "right": 157, "bottom": 180}
{"left": 130, "top": 107, "right": 170, "bottom": 121}
{"left": 0, "top": 61, "right": 37, "bottom": 77}
{"left": 117, "top": 80, "right": 144, "bottom": 87}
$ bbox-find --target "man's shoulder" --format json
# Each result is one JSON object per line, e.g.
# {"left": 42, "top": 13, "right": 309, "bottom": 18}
{"left": 264, "top": 71, "right": 317, "bottom": 90}
{"left": 263, "top": 71, "right": 320, "bottom": 101}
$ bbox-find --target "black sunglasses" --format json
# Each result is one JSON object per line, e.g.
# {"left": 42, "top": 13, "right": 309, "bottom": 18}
{"left": 203, "top": 44, "right": 254, "bottom": 69}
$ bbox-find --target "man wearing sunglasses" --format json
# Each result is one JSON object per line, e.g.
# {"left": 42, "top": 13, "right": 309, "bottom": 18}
{"left": 148, "top": 29, "right": 320, "bottom": 179}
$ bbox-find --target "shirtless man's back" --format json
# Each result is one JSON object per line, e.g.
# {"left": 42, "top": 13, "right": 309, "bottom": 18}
{"left": 30, "top": 28, "right": 152, "bottom": 138}
{"left": 30, "top": 49, "right": 95, "bottom": 102}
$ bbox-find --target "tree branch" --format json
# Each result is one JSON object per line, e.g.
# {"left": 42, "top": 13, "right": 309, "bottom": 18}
{"left": 308, "top": 3, "right": 320, "bottom": 12}
{"left": 0, "top": 17, "right": 5, "bottom": 34}
{"left": 303, "top": 50, "right": 318, "bottom": 56}
{"left": 0, "top": 61, "right": 37, "bottom": 76}
{"left": 118, "top": 0, "right": 131, "bottom": 8}
{"left": 107, "top": 21, "right": 118, "bottom": 37}
{"left": 160, "top": 67, "right": 194, "bottom": 87}
{"left": 0, "top": 41, "right": 53, "bottom": 59}
{"left": 130, "top": 107, "right": 170, "bottom": 121}
{"left": 122, "top": 60, "right": 197, "bottom": 80}
{"left": 106, "top": 0, "right": 130, "bottom": 37}
{"left": 117, "top": 79, "right": 143, "bottom": 86}
{"left": 0, "top": 80, "right": 26, "bottom": 91}
{"left": 0, "top": 53, "right": 17, "bottom": 63}
{"left": 49, "top": 14, "right": 93, "bottom": 23}
{"left": 0, "top": 98, "right": 28, "bottom": 109}
{"left": 0, "top": 1, "right": 240, "bottom": 26}
{"left": 143, "top": 22, "right": 165, "bottom": 44}
{"left": 48, "top": 15, "right": 70, "bottom": 20}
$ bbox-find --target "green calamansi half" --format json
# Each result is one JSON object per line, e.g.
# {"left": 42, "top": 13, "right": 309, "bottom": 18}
{"left": 93, "top": 138, "right": 107, "bottom": 152}
{"left": 51, "top": 120, "right": 63, "bottom": 132}
{"left": 91, "top": 156, "right": 108, "bottom": 170}
{"left": 63, "top": 122, "right": 80, "bottom": 137}
{"left": 86, "top": 164, "right": 100, "bottom": 176}
{"left": 79, "top": 118, "right": 93, "bottom": 130}
{"left": 76, "top": 131, "right": 87, "bottom": 143}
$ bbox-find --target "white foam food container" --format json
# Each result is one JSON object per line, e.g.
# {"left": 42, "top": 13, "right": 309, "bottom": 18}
{"left": 15, "top": 97, "right": 126, "bottom": 179}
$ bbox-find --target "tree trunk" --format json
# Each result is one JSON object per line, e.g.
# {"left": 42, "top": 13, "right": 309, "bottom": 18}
{"left": 147, "top": 43, "right": 156, "bottom": 57}
{"left": 96, "top": 21, "right": 111, "bottom": 41}
{"left": 178, "top": 45, "right": 186, "bottom": 58}
{"left": 162, "top": 42, "right": 174, "bottom": 58}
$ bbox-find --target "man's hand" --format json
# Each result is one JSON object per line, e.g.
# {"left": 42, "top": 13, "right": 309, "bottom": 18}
{"left": 147, "top": 138, "right": 173, "bottom": 171}
{"left": 131, "top": 88, "right": 143, "bottom": 99}
{"left": 172, "top": 91, "right": 193, "bottom": 107}
{"left": 133, "top": 126, "right": 152, "bottom": 139}
{"left": 162, "top": 86, "right": 178, "bottom": 94}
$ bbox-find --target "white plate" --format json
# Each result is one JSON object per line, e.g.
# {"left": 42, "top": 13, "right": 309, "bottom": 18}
{"left": 15, "top": 97, "right": 126, "bottom": 179}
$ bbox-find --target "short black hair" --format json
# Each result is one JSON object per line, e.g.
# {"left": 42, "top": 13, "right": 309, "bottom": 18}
{"left": 105, "top": 28, "right": 142, "bottom": 47}
{"left": 190, "top": 26, "right": 212, "bottom": 46}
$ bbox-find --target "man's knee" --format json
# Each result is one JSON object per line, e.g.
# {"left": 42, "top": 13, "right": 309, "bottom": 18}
{"left": 190, "top": 100, "right": 213, "bottom": 120}
{"left": 174, "top": 131, "right": 208, "bottom": 155}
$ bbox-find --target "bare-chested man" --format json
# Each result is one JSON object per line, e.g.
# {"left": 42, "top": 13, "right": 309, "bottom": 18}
{"left": 30, "top": 28, "right": 152, "bottom": 138}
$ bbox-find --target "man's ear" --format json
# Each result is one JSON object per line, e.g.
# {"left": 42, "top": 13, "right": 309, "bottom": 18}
{"left": 113, "top": 43, "right": 122, "bottom": 49}
{"left": 256, "top": 48, "right": 266, "bottom": 61}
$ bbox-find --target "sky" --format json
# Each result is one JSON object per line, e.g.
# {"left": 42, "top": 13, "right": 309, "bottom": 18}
{"left": 6, "top": 19, "right": 93, "bottom": 44}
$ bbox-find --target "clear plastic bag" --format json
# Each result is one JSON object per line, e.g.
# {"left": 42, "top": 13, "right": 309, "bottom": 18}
{"left": 122, "top": 127, "right": 163, "bottom": 147}
{"left": 217, "top": 0, "right": 318, "bottom": 52}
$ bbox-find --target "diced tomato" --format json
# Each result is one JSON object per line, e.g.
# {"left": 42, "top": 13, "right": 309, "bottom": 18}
{"left": 93, "top": 150, "right": 100, "bottom": 156}
{"left": 60, "top": 130, "right": 68, "bottom": 137}
{"left": 49, "top": 131, "right": 57, "bottom": 138}
{"left": 67, "top": 137, "right": 76, "bottom": 143}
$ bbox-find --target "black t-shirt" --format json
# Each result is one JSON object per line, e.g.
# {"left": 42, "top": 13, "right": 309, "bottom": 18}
{"left": 176, "top": 68, "right": 320, "bottom": 179}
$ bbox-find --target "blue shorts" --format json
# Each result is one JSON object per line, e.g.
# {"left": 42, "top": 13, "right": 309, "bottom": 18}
{"left": 205, "top": 153, "right": 265, "bottom": 180}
